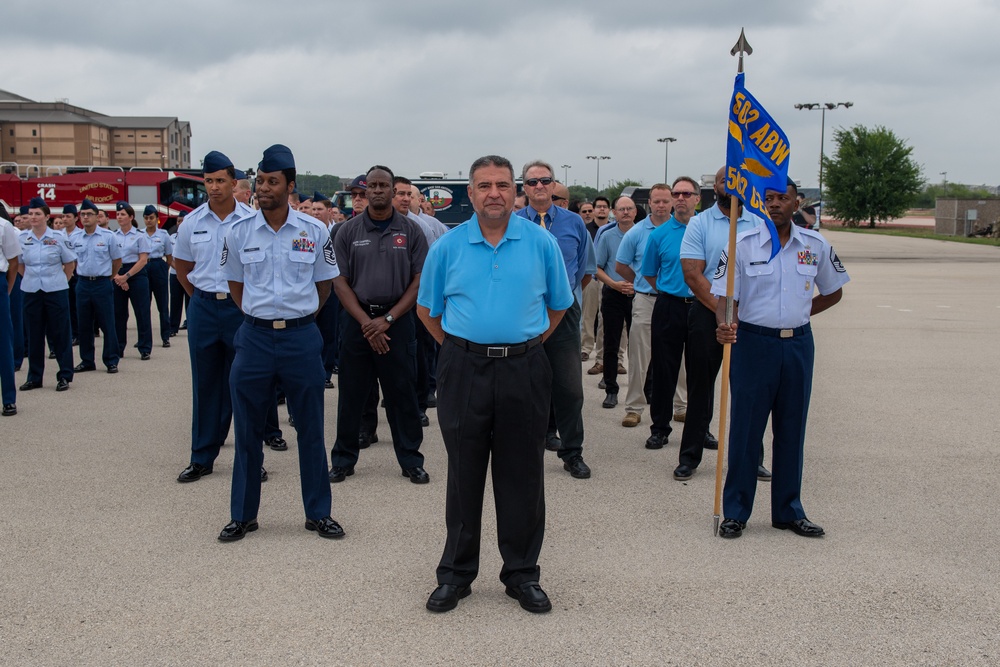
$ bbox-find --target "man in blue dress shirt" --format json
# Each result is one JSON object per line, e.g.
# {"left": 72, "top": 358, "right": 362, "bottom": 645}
{"left": 714, "top": 179, "right": 849, "bottom": 539}
{"left": 71, "top": 199, "right": 123, "bottom": 374}
{"left": 418, "top": 154, "right": 573, "bottom": 614}
{"left": 218, "top": 144, "right": 344, "bottom": 542}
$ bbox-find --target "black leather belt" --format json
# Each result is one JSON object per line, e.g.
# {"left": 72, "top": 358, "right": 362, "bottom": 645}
{"left": 446, "top": 334, "right": 542, "bottom": 358}
{"left": 79, "top": 275, "right": 110, "bottom": 281}
{"left": 361, "top": 302, "right": 395, "bottom": 316}
{"left": 739, "top": 322, "right": 811, "bottom": 339}
{"left": 193, "top": 288, "right": 230, "bottom": 301}
{"left": 659, "top": 293, "right": 694, "bottom": 304}
{"left": 149, "top": 257, "right": 165, "bottom": 262}
{"left": 244, "top": 314, "right": 315, "bottom": 330}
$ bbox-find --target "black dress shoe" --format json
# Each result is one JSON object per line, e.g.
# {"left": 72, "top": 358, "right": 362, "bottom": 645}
{"left": 704, "top": 432, "right": 719, "bottom": 450}
{"left": 305, "top": 516, "right": 345, "bottom": 539}
{"left": 645, "top": 433, "right": 667, "bottom": 449}
{"left": 598, "top": 378, "right": 606, "bottom": 390}
{"left": 757, "top": 465, "right": 772, "bottom": 481}
{"left": 48, "top": 351, "right": 56, "bottom": 359}
{"left": 74, "top": 362, "right": 96, "bottom": 372}
{"left": 328, "top": 466, "right": 354, "bottom": 483}
{"left": 324, "top": 379, "right": 334, "bottom": 389}
{"left": 162, "top": 340, "right": 171, "bottom": 348}
{"left": 718, "top": 518, "right": 746, "bottom": 539}
{"left": 419, "top": 412, "right": 429, "bottom": 427}
{"left": 106, "top": 365, "right": 118, "bottom": 374}
{"left": 19, "top": 380, "right": 42, "bottom": 391}
{"left": 602, "top": 393, "right": 618, "bottom": 408}
{"left": 260, "top": 467, "right": 268, "bottom": 482}
{"left": 358, "top": 432, "right": 377, "bottom": 449}
{"left": 218, "top": 519, "right": 258, "bottom": 542}
{"left": 426, "top": 393, "right": 437, "bottom": 408}
{"left": 563, "top": 456, "right": 591, "bottom": 479}
{"left": 72, "top": 337, "right": 79, "bottom": 346}
{"left": 288, "top": 415, "right": 295, "bottom": 427}
{"left": 179, "top": 322, "right": 187, "bottom": 330}
{"left": 773, "top": 518, "right": 825, "bottom": 537}
{"left": 2, "top": 404, "right": 16, "bottom": 416}
{"left": 331, "top": 365, "right": 338, "bottom": 375}
{"left": 140, "top": 352, "right": 151, "bottom": 361}
{"left": 266, "top": 436, "right": 288, "bottom": 451}
{"left": 56, "top": 379, "right": 70, "bottom": 392}
{"left": 177, "top": 462, "right": 213, "bottom": 483}
{"left": 544, "top": 432, "right": 562, "bottom": 452}
{"left": 505, "top": 581, "right": 552, "bottom": 613}
{"left": 402, "top": 466, "right": 430, "bottom": 484}
{"left": 673, "top": 464, "right": 693, "bottom": 481}
{"left": 426, "top": 584, "right": 470, "bottom": 613}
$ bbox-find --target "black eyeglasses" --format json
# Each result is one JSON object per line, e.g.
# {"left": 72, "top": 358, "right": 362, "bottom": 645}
{"left": 524, "top": 177, "right": 553, "bottom": 187}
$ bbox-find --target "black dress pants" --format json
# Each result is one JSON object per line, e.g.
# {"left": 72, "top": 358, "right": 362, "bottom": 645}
{"left": 649, "top": 293, "right": 690, "bottom": 438}
{"left": 601, "top": 286, "right": 632, "bottom": 394}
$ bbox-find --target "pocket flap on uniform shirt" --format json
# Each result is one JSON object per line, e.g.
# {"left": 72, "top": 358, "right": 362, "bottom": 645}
{"left": 795, "top": 263, "right": 818, "bottom": 277}
{"left": 288, "top": 249, "right": 316, "bottom": 263}
{"left": 745, "top": 262, "right": 774, "bottom": 277}
{"left": 239, "top": 248, "right": 265, "bottom": 263}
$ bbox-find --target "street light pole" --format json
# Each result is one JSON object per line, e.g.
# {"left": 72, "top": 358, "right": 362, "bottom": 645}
{"left": 586, "top": 155, "right": 610, "bottom": 192}
{"left": 657, "top": 137, "right": 676, "bottom": 183}
{"left": 794, "top": 101, "right": 853, "bottom": 225}
{"left": 560, "top": 164, "right": 571, "bottom": 184}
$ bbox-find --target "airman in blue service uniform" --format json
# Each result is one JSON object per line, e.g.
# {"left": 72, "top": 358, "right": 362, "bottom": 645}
{"left": 11, "top": 205, "right": 29, "bottom": 372}
{"left": 71, "top": 199, "right": 123, "bottom": 374}
{"left": 418, "top": 155, "right": 574, "bottom": 615}
{"left": 112, "top": 201, "right": 153, "bottom": 360}
{"left": 0, "top": 206, "right": 20, "bottom": 415}
{"left": 142, "top": 204, "right": 174, "bottom": 348}
{"left": 173, "top": 151, "right": 255, "bottom": 483}
{"left": 217, "top": 144, "right": 344, "bottom": 542}
{"left": 17, "top": 197, "right": 77, "bottom": 392}
{"left": 60, "top": 204, "right": 80, "bottom": 344}
{"left": 714, "top": 179, "right": 849, "bottom": 539}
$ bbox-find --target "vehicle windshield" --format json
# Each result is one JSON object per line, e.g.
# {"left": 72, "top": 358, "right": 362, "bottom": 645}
{"left": 161, "top": 177, "right": 207, "bottom": 211}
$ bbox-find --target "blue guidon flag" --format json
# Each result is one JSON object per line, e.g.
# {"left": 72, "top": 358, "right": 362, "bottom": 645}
{"left": 725, "top": 72, "right": 790, "bottom": 261}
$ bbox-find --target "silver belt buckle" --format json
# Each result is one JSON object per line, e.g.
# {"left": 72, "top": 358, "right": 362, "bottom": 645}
{"left": 274, "top": 320, "right": 287, "bottom": 330}
{"left": 215, "top": 292, "right": 227, "bottom": 300}
{"left": 779, "top": 329, "right": 793, "bottom": 338}
{"left": 487, "top": 346, "right": 508, "bottom": 358}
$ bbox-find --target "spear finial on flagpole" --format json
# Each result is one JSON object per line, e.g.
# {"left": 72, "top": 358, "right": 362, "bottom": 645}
{"left": 730, "top": 28, "right": 753, "bottom": 74}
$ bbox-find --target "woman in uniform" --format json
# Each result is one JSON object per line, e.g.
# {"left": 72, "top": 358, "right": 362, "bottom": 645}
{"left": 112, "top": 201, "right": 153, "bottom": 360}
{"left": 142, "top": 205, "right": 173, "bottom": 348}
{"left": 17, "top": 197, "right": 76, "bottom": 392}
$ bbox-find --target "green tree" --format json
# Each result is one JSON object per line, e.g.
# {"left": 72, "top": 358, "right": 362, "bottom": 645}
{"left": 599, "top": 179, "right": 644, "bottom": 203}
{"left": 568, "top": 184, "right": 597, "bottom": 202}
{"left": 823, "top": 125, "right": 923, "bottom": 228}
{"left": 913, "top": 183, "right": 995, "bottom": 208}
{"left": 293, "top": 174, "right": 343, "bottom": 197}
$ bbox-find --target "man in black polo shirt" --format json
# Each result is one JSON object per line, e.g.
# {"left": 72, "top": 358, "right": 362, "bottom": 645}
{"left": 329, "top": 165, "right": 430, "bottom": 484}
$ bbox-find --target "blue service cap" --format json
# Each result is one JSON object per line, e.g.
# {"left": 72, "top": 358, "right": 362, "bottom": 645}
{"left": 19, "top": 205, "right": 29, "bottom": 215}
{"left": 313, "top": 191, "right": 330, "bottom": 202}
{"left": 234, "top": 169, "right": 246, "bottom": 180}
{"left": 143, "top": 205, "right": 157, "bottom": 217}
{"left": 28, "top": 197, "right": 47, "bottom": 209}
{"left": 80, "top": 199, "right": 99, "bottom": 213}
{"left": 115, "top": 201, "right": 130, "bottom": 211}
{"left": 349, "top": 175, "right": 367, "bottom": 191}
{"left": 203, "top": 150, "right": 234, "bottom": 174}
{"left": 258, "top": 144, "right": 295, "bottom": 172}
{"left": 62, "top": 204, "right": 78, "bottom": 215}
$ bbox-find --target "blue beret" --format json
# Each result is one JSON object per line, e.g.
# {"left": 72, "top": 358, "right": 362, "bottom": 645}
{"left": 349, "top": 175, "right": 367, "bottom": 191}
{"left": 28, "top": 197, "right": 47, "bottom": 209}
{"left": 62, "top": 204, "right": 78, "bottom": 215}
{"left": 203, "top": 151, "right": 234, "bottom": 174}
{"left": 115, "top": 201, "right": 130, "bottom": 211}
{"left": 313, "top": 191, "right": 330, "bottom": 202}
{"left": 234, "top": 169, "right": 246, "bottom": 180}
{"left": 143, "top": 205, "right": 157, "bottom": 217}
{"left": 80, "top": 200, "right": 99, "bottom": 213}
{"left": 19, "top": 205, "right": 29, "bottom": 215}
{"left": 258, "top": 144, "right": 295, "bottom": 172}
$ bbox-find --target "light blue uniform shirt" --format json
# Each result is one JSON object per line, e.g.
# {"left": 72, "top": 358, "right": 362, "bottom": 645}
{"left": 221, "top": 206, "right": 340, "bottom": 319}
{"left": 615, "top": 218, "right": 661, "bottom": 295}
{"left": 173, "top": 200, "right": 254, "bottom": 293}
{"left": 18, "top": 228, "right": 76, "bottom": 293}
{"left": 70, "top": 227, "right": 123, "bottom": 277}
{"left": 640, "top": 216, "right": 693, "bottom": 297}
{"left": 168, "top": 233, "right": 178, "bottom": 275}
{"left": 680, "top": 203, "right": 762, "bottom": 281}
{"left": 145, "top": 228, "right": 173, "bottom": 259}
{"left": 517, "top": 204, "right": 595, "bottom": 305}
{"left": 595, "top": 223, "right": 628, "bottom": 283}
{"left": 116, "top": 227, "right": 151, "bottom": 263}
{"left": 417, "top": 213, "right": 574, "bottom": 345}
{"left": 0, "top": 219, "right": 19, "bottom": 272}
{"left": 711, "top": 224, "right": 850, "bottom": 329}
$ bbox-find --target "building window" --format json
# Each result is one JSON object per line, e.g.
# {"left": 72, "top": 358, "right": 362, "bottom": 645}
{"left": 32, "top": 129, "right": 37, "bottom": 136}
{"left": 9, "top": 147, "right": 13, "bottom": 154}
{"left": 7, "top": 129, "right": 12, "bottom": 136}
{"left": 128, "top": 151, "right": 134, "bottom": 155}
{"left": 141, "top": 134, "right": 147, "bottom": 138}
{"left": 141, "top": 151, "right": 148, "bottom": 155}
{"left": 33, "top": 147, "right": 38, "bottom": 154}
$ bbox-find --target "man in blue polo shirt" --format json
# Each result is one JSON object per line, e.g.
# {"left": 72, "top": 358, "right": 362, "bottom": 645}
{"left": 516, "top": 159, "right": 595, "bottom": 480}
{"left": 418, "top": 154, "right": 573, "bottom": 615}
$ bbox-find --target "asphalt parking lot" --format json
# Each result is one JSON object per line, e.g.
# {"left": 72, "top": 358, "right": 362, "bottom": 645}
{"left": 1, "top": 229, "right": 998, "bottom": 666}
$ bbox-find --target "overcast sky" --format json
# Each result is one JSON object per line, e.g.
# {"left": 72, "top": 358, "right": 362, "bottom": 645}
{"left": 5, "top": 0, "right": 997, "bottom": 189}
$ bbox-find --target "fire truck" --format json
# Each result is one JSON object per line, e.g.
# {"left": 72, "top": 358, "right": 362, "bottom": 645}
{"left": 0, "top": 162, "right": 206, "bottom": 227}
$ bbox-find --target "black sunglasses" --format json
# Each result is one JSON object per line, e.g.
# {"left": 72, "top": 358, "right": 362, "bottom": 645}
{"left": 525, "top": 177, "right": 554, "bottom": 187}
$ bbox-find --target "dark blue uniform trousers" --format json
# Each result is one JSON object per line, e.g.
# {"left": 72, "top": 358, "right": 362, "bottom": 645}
{"left": 11, "top": 273, "right": 24, "bottom": 369}
{"left": 331, "top": 312, "right": 424, "bottom": 470}
{"left": 316, "top": 290, "right": 339, "bottom": 381}
{"left": 435, "top": 338, "right": 551, "bottom": 588}
{"left": 187, "top": 292, "right": 242, "bottom": 467}
{"left": 76, "top": 277, "right": 119, "bottom": 368}
{"left": 724, "top": 324, "right": 814, "bottom": 524}
{"left": 113, "top": 264, "right": 152, "bottom": 356}
{"left": 147, "top": 258, "right": 171, "bottom": 344}
{"left": 24, "top": 289, "right": 74, "bottom": 384}
{"left": 67, "top": 275, "right": 78, "bottom": 341}
{"left": 0, "top": 282, "right": 16, "bottom": 404}
{"left": 542, "top": 300, "right": 585, "bottom": 461}
{"left": 230, "top": 321, "right": 331, "bottom": 522}
{"left": 168, "top": 273, "right": 188, "bottom": 333}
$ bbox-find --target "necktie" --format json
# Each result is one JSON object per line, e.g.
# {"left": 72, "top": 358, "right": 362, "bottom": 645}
{"left": 539, "top": 211, "right": 547, "bottom": 229}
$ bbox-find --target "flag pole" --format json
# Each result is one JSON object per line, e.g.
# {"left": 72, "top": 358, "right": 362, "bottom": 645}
{"left": 713, "top": 29, "right": 753, "bottom": 536}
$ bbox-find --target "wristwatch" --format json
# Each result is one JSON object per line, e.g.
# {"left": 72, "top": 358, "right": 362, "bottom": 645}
{"left": 384, "top": 313, "right": 395, "bottom": 324}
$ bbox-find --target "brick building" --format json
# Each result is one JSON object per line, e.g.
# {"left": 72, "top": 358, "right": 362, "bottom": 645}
{"left": 0, "top": 89, "right": 190, "bottom": 171}
{"left": 935, "top": 198, "right": 1000, "bottom": 236}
